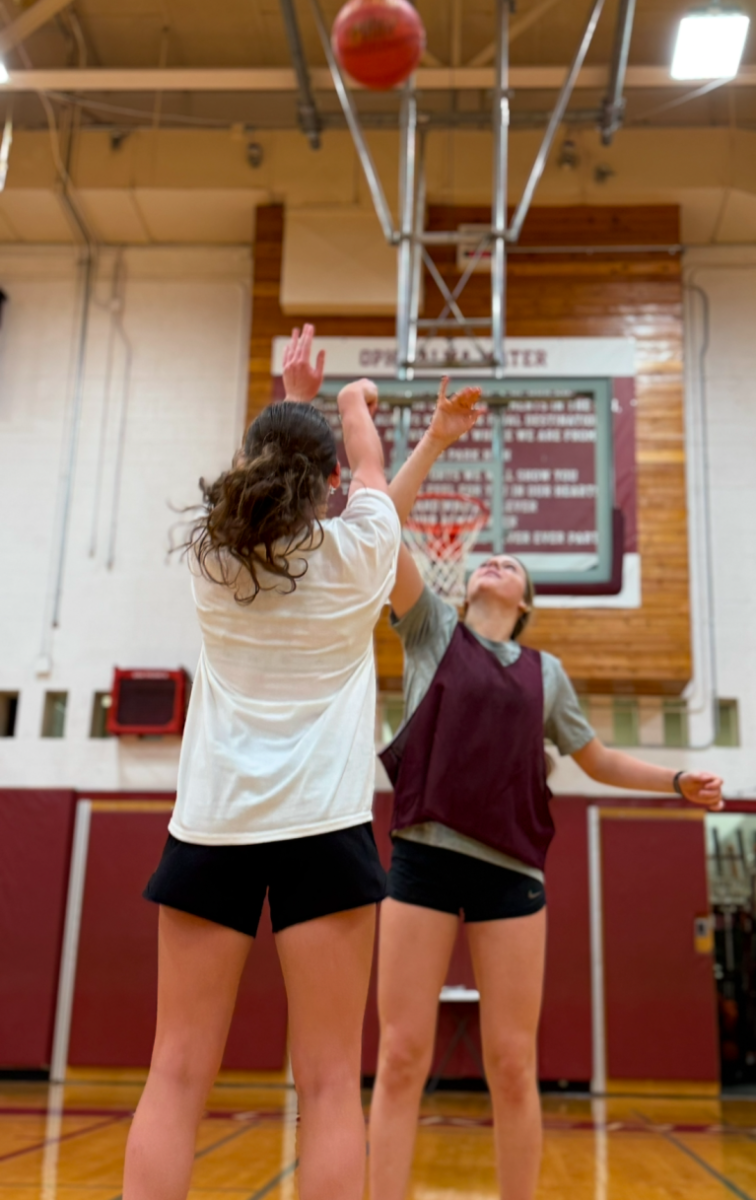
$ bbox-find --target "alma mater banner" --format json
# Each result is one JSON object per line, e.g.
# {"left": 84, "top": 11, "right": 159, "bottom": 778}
{"left": 271, "top": 336, "right": 636, "bottom": 379}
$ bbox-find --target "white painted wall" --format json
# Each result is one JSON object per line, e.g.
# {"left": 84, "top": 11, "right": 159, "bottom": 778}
{"left": 1, "top": 242, "right": 754, "bottom": 803}
{"left": 0, "top": 245, "right": 251, "bottom": 790}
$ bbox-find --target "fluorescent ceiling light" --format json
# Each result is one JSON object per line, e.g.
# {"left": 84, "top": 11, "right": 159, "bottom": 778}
{"left": 0, "top": 62, "right": 8, "bottom": 85}
{"left": 671, "top": 8, "right": 750, "bottom": 79}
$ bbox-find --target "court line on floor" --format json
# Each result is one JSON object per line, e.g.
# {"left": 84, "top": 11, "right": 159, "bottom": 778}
{"left": 194, "top": 1123, "right": 261, "bottom": 1161}
{"left": 5, "top": 1078, "right": 296, "bottom": 1092}
{"left": 245, "top": 1158, "right": 299, "bottom": 1200}
{"left": 106, "top": 1120, "right": 261, "bottom": 1200}
{"left": 0, "top": 1106, "right": 286, "bottom": 1121}
{"left": 0, "top": 1188, "right": 256, "bottom": 1194}
{"left": 0, "top": 1106, "right": 132, "bottom": 1119}
{"left": 633, "top": 1110, "right": 756, "bottom": 1200}
{"left": 665, "top": 1133, "right": 755, "bottom": 1200}
{"left": 0, "top": 1116, "right": 125, "bottom": 1164}
{"left": 723, "top": 1117, "right": 756, "bottom": 1143}
{"left": 6, "top": 1105, "right": 756, "bottom": 1136}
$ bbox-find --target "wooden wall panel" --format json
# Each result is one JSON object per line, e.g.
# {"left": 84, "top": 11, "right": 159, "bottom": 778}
{"left": 248, "top": 204, "right": 690, "bottom": 695}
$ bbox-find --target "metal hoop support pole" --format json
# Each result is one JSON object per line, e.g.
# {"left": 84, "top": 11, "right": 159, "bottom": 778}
{"left": 600, "top": 0, "right": 637, "bottom": 145}
{"left": 491, "top": 0, "right": 511, "bottom": 377}
{"left": 309, "top": 0, "right": 396, "bottom": 244}
{"left": 397, "top": 79, "right": 417, "bottom": 380}
{"left": 508, "top": 0, "right": 607, "bottom": 244}
{"left": 407, "top": 127, "right": 426, "bottom": 374}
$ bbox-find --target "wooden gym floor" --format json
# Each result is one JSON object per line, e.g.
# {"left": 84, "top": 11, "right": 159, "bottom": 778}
{"left": 1, "top": 1071, "right": 756, "bottom": 1200}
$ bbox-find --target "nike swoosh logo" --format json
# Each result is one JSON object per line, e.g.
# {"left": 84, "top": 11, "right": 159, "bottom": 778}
{"left": 528, "top": 889, "right": 542, "bottom": 899}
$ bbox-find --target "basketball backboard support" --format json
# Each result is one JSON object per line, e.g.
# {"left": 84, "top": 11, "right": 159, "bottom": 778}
{"left": 306, "top": 0, "right": 633, "bottom": 378}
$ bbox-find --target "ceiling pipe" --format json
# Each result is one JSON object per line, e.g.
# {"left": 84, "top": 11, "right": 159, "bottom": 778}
{"left": 278, "top": 0, "right": 322, "bottom": 149}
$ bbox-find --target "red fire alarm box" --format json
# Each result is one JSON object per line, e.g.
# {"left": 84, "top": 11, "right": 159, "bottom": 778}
{"left": 107, "top": 668, "right": 189, "bottom": 737}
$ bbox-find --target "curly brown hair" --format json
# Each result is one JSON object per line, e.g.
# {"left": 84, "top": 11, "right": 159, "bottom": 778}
{"left": 187, "top": 403, "right": 338, "bottom": 604}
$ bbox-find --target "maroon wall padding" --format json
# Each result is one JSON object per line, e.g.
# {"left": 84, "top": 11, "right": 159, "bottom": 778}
{"left": 538, "top": 798, "right": 592, "bottom": 1082}
{"left": 68, "top": 811, "right": 167, "bottom": 1066}
{"left": 0, "top": 789, "right": 77, "bottom": 1068}
{"left": 602, "top": 815, "right": 719, "bottom": 1082}
{"left": 68, "top": 810, "right": 287, "bottom": 1069}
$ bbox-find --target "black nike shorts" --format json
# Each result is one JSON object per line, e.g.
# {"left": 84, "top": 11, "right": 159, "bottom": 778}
{"left": 387, "top": 836, "right": 546, "bottom": 922}
{"left": 144, "top": 822, "right": 386, "bottom": 937}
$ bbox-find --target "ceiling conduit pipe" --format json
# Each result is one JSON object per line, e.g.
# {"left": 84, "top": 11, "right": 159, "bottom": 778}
{"left": 105, "top": 251, "right": 133, "bottom": 572}
{"left": 48, "top": 59, "right": 99, "bottom": 628}
{"left": 33, "top": 44, "right": 99, "bottom": 669}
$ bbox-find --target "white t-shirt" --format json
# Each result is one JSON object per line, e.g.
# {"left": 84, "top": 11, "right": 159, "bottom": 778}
{"left": 169, "top": 488, "right": 401, "bottom": 845}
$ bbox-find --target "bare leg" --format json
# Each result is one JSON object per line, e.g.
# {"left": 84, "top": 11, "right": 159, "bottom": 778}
{"left": 276, "top": 905, "right": 376, "bottom": 1200}
{"left": 123, "top": 907, "right": 251, "bottom": 1200}
{"left": 467, "top": 909, "right": 547, "bottom": 1200}
{"left": 369, "top": 899, "right": 459, "bottom": 1200}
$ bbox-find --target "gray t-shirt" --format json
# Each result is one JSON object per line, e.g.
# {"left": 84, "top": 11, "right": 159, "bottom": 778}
{"left": 388, "top": 587, "right": 595, "bottom": 883}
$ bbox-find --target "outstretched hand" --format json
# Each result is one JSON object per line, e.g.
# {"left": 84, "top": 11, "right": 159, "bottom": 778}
{"left": 426, "top": 377, "right": 484, "bottom": 450}
{"left": 282, "top": 323, "right": 326, "bottom": 403}
{"left": 679, "top": 771, "right": 724, "bottom": 811}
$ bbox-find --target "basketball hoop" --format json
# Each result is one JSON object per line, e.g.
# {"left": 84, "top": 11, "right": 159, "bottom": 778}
{"left": 404, "top": 491, "right": 489, "bottom": 604}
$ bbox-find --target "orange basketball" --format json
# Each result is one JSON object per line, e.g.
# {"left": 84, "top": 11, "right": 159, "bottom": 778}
{"left": 331, "top": 0, "right": 426, "bottom": 91}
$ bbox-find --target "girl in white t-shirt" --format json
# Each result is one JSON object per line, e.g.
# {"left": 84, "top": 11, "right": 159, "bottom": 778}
{"left": 124, "top": 328, "right": 402, "bottom": 1200}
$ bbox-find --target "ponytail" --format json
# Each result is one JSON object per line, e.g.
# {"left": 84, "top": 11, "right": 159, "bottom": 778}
{"left": 187, "top": 403, "right": 337, "bottom": 604}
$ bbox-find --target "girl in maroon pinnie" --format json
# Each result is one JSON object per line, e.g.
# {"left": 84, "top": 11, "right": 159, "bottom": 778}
{"left": 371, "top": 435, "right": 724, "bottom": 1200}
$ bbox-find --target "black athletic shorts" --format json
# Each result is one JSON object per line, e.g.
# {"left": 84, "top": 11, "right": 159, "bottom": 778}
{"left": 144, "top": 822, "right": 386, "bottom": 937}
{"left": 387, "top": 837, "right": 546, "bottom": 922}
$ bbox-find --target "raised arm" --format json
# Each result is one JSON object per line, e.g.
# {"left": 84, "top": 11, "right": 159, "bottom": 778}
{"left": 571, "top": 737, "right": 724, "bottom": 810}
{"left": 390, "top": 378, "right": 482, "bottom": 524}
{"left": 282, "top": 324, "right": 326, "bottom": 403}
{"left": 337, "top": 378, "right": 388, "bottom": 497}
{"left": 389, "top": 377, "right": 483, "bottom": 617}
{"left": 280, "top": 328, "right": 387, "bottom": 496}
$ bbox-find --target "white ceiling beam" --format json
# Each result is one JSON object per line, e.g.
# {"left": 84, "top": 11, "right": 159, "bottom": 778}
{"left": 1, "top": 65, "right": 755, "bottom": 92}
{"left": 0, "top": 0, "right": 74, "bottom": 55}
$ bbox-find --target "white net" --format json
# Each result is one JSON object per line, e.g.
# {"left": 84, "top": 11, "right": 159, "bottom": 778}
{"left": 403, "top": 492, "right": 489, "bottom": 604}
